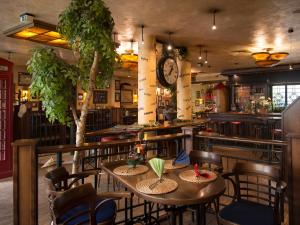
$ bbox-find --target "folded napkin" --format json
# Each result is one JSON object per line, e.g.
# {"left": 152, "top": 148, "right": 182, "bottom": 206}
{"left": 173, "top": 150, "right": 190, "bottom": 165}
{"left": 149, "top": 158, "right": 165, "bottom": 178}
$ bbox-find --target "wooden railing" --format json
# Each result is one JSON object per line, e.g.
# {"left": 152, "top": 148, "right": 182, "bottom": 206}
{"left": 13, "top": 107, "right": 138, "bottom": 146}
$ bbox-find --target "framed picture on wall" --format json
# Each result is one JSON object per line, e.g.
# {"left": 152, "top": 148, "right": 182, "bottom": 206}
{"left": 121, "top": 89, "right": 133, "bottom": 103}
{"left": 115, "top": 80, "right": 120, "bottom": 90}
{"left": 115, "top": 92, "right": 120, "bottom": 102}
{"left": 93, "top": 90, "right": 108, "bottom": 104}
{"left": 18, "top": 72, "right": 32, "bottom": 86}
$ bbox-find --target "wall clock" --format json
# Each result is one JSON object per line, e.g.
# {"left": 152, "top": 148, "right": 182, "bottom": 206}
{"left": 156, "top": 56, "right": 178, "bottom": 87}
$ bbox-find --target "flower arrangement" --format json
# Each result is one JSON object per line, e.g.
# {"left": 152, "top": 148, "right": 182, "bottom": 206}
{"left": 253, "top": 96, "right": 272, "bottom": 113}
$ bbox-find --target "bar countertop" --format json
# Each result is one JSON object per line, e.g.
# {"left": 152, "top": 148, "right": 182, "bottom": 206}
{"left": 85, "top": 119, "right": 208, "bottom": 137}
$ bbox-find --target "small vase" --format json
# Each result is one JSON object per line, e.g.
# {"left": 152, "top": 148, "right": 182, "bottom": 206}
{"left": 257, "top": 108, "right": 267, "bottom": 114}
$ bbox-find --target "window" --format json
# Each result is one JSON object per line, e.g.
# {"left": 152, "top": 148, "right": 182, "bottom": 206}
{"left": 272, "top": 84, "right": 300, "bottom": 109}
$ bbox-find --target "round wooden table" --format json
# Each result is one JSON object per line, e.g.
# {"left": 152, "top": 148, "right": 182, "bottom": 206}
{"left": 102, "top": 161, "right": 226, "bottom": 225}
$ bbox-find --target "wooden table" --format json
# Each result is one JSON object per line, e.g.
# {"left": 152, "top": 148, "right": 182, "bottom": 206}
{"left": 102, "top": 160, "right": 226, "bottom": 225}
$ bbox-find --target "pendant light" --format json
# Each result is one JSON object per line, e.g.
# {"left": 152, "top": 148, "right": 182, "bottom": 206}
{"left": 130, "top": 39, "right": 134, "bottom": 55}
{"left": 204, "top": 50, "right": 208, "bottom": 64}
{"left": 167, "top": 32, "right": 173, "bottom": 51}
{"left": 198, "top": 46, "right": 202, "bottom": 60}
{"left": 212, "top": 10, "right": 217, "bottom": 30}
{"left": 141, "top": 25, "right": 145, "bottom": 45}
{"left": 288, "top": 27, "right": 294, "bottom": 70}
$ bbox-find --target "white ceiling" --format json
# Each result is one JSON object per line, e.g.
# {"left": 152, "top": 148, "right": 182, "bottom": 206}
{"left": 1, "top": 0, "right": 300, "bottom": 74}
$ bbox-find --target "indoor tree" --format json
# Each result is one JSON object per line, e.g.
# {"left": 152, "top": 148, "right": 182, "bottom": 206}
{"left": 27, "top": 0, "right": 116, "bottom": 173}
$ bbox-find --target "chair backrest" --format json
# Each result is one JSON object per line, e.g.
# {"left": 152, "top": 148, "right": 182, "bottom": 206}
{"left": 189, "top": 150, "right": 223, "bottom": 172}
{"left": 51, "top": 183, "right": 97, "bottom": 225}
{"left": 233, "top": 162, "right": 281, "bottom": 206}
{"left": 45, "top": 167, "right": 70, "bottom": 192}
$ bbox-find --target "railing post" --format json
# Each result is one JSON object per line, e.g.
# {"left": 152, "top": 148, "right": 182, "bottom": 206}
{"left": 12, "top": 139, "right": 38, "bottom": 225}
{"left": 286, "top": 133, "right": 300, "bottom": 225}
{"left": 181, "top": 126, "right": 200, "bottom": 154}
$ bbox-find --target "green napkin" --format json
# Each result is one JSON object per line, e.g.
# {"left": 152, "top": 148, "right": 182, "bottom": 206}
{"left": 149, "top": 158, "right": 165, "bottom": 178}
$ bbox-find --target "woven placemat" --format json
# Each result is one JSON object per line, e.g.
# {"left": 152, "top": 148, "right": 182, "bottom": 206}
{"left": 136, "top": 178, "right": 178, "bottom": 194}
{"left": 164, "top": 159, "right": 187, "bottom": 170}
{"left": 113, "top": 165, "right": 149, "bottom": 176}
{"left": 179, "top": 169, "right": 217, "bottom": 183}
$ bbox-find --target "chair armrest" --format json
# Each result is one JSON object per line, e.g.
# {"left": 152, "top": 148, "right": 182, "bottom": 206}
{"left": 220, "top": 171, "right": 235, "bottom": 178}
{"left": 97, "top": 191, "right": 132, "bottom": 200}
{"left": 68, "top": 170, "right": 99, "bottom": 179}
{"left": 276, "top": 181, "right": 287, "bottom": 194}
{"left": 67, "top": 170, "right": 100, "bottom": 188}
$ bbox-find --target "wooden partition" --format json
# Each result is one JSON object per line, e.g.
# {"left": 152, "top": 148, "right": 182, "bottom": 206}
{"left": 12, "top": 139, "right": 38, "bottom": 225}
{"left": 282, "top": 97, "right": 300, "bottom": 225}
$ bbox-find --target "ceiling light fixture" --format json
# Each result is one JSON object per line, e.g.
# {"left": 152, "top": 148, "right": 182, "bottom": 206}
{"left": 4, "top": 15, "right": 69, "bottom": 49}
{"left": 204, "top": 50, "right": 208, "bottom": 64}
{"left": 251, "top": 48, "right": 289, "bottom": 67}
{"left": 212, "top": 10, "right": 217, "bottom": 30}
{"left": 198, "top": 46, "right": 202, "bottom": 60}
{"left": 141, "top": 25, "right": 145, "bottom": 45}
{"left": 288, "top": 27, "right": 294, "bottom": 71}
{"left": 167, "top": 32, "right": 173, "bottom": 51}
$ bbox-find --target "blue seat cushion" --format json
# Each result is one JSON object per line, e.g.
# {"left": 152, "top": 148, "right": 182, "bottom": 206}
{"left": 58, "top": 197, "right": 116, "bottom": 225}
{"left": 219, "top": 199, "right": 275, "bottom": 225}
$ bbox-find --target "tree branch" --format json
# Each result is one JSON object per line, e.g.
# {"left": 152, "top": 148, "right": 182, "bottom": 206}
{"left": 70, "top": 104, "right": 79, "bottom": 126}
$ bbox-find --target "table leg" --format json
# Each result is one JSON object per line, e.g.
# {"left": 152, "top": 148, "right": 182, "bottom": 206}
{"left": 195, "top": 204, "right": 206, "bottom": 225}
{"left": 170, "top": 206, "right": 177, "bottom": 225}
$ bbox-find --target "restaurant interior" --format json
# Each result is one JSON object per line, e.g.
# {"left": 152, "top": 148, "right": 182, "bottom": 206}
{"left": 1, "top": 0, "right": 300, "bottom": 225}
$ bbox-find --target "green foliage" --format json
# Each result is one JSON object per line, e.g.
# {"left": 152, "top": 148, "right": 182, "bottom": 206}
{"left": 27, "top": 0, "right": 116, "bottom": 125}
{"left": 27, "top": 48, "right": 78, "bottom": 124}
{"left": 58, "top": 0, "right": 116, "bottom": 90}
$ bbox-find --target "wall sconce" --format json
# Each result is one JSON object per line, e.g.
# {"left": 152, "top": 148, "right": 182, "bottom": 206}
{"left": 133, "top": 94, "right": 138, "bottom": 103}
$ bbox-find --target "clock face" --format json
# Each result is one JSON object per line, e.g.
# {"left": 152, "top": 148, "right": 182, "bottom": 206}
{"left": 163, "top": 58, "right": 178, "bottom": 85}
{"left": 157, "top": 56, "right": 178, "bottom": 87}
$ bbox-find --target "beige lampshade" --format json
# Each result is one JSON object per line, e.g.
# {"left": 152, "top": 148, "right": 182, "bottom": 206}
{"left": 270, "top": 52, "right": 289, "bottom": 61}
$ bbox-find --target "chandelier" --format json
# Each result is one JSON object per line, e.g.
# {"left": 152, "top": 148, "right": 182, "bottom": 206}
{"left": 251, "top": 49, "right": 289, "bottom": 67}
{"left": 116, "top": 40, "right": 138, "bottom": 70}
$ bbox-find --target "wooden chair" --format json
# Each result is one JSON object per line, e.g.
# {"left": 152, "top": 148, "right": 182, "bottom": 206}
{"left": 189, "top": 150, "right": 223, "bottom": 173}
{"left": 50, "top": 183, "right": 116, "bottom": 225}
{"left": 45, "top": 167, "right": 131, "bottom": 225}
{"left": 219, "top": 162, "right": 287, "bottom": 225}
{"left": 44, "top": 167, "right": 98, "bottom": 192}
{"left": 189, "top": 150, "right": 223, "bottom": 224}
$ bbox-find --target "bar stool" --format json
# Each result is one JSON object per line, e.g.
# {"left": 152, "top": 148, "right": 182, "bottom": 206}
{"left": 218, "top": 121, "right": 228, "bottom": 135}
{"left": 207, "top": 120, "right": 218, "bottom": 133}
{"left": 230, "top": 121, "right": 241, "bottom": 136}
{"left": 272, "top": 129, "right": 283, "bottom": 141}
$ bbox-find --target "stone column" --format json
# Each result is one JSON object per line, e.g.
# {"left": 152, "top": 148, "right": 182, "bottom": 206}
{"left": 177, "top": 59, "right": 192, "bottom": 120}
{"left": 138, "top": 34, "right": 157, "bottom": 124}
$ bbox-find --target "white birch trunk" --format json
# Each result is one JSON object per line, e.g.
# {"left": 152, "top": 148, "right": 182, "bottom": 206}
{"left": 72, "top": 51, "right": 99, "bottom": 174}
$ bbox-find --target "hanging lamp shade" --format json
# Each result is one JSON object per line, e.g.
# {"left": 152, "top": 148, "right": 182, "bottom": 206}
{"left": 270, "top": 52, "right": 289, "bottom": 60}
{"left": 251, "top": 52, "right": 270, "bottom": 61}
{"left": 255, "top": 59, "right": 280, "bottom": 67}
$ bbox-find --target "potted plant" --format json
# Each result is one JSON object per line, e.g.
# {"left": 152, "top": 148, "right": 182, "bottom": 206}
{"left": 27, "top": 0, "right": 116, "bottom": 174}
{"left": 255, "top": 96, "right": 272, "bottom": 114}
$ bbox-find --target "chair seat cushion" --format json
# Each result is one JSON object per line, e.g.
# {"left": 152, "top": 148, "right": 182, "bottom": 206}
{"left": 58, "top": 197, "right": 116, "bottom": 225}
{"left": 219, "top": 199, "right": 275, "bottom": 225}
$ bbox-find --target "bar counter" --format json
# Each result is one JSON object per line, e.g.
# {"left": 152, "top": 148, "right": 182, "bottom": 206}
{"left": 207, "top": 112, "right": 281, "bottom": 123}
{"left": 85, "top": 119, "right": 208, "bottom": 138}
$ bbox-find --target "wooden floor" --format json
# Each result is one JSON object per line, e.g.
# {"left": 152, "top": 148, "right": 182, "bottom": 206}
{"left": 0, "top": 150, "right": 289, "bottom": 225}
